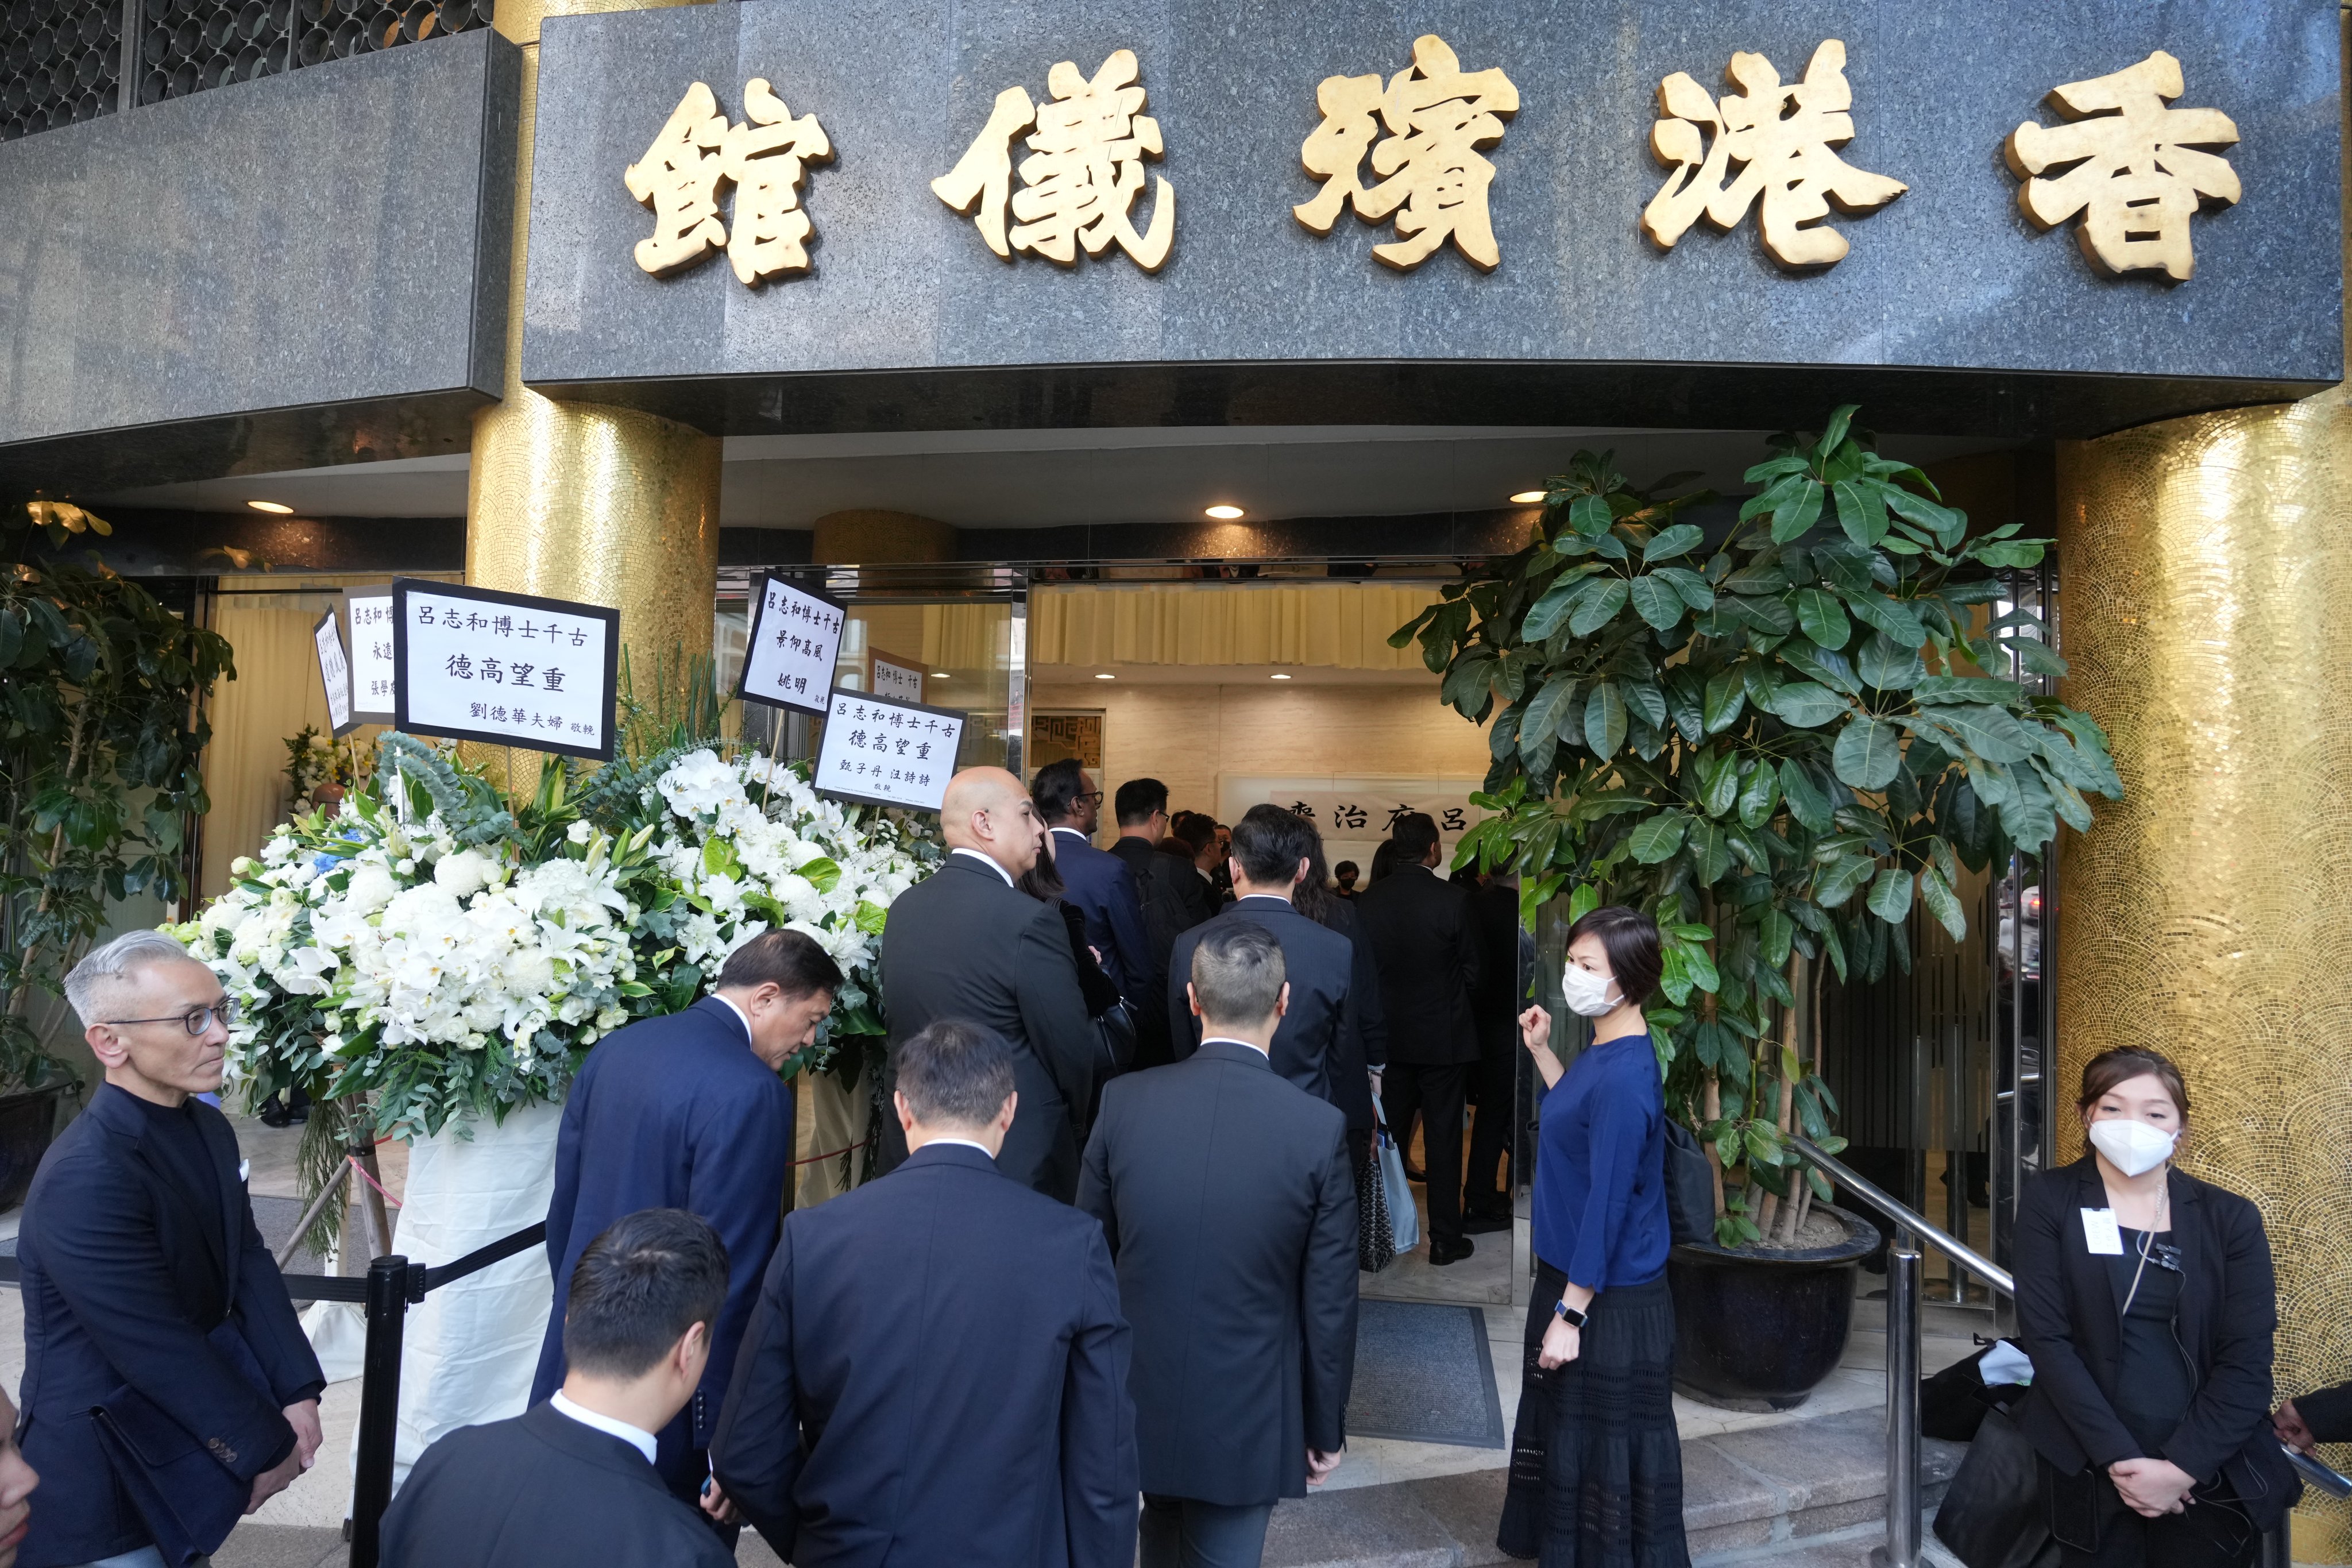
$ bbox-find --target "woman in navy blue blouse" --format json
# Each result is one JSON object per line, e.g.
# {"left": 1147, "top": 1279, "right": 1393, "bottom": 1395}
{"left": 1496, "top": 905, "right": 1686, "bottom": 1568}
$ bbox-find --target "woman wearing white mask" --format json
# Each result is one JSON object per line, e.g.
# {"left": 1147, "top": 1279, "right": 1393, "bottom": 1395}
{"left": 2014, "top": 1046, "right": 2296, "bottom": 1567}
{"left": 1495, "top": 906, "right": 1686, "bottom": 1567}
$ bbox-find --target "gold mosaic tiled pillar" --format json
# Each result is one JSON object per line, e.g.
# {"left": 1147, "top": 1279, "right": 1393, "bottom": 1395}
{"left": 2056, "top": 391, "right": 2352, "bottom": 1557}
{"left": 468, "top": 0, "right": 722, "bottom": 788}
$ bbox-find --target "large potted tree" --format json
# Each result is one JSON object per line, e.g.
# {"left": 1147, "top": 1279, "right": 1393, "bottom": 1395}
{"left": 0, "top": 498, "right": 234, "bottom": 1205}
{"left": 1401, "top": 410, "right": 2117, "bottom": 1407}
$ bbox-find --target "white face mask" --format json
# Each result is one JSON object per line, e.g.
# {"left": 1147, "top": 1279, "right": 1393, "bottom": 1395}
{"left": 2087, "top": 1117, "right": 2177, "bottom": 1178}
{"left": 1559, "top": 963, "right": 1621, "bottom": 1018}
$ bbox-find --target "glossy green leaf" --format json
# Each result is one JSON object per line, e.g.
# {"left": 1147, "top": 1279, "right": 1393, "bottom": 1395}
{"left": 1765, "top": 681, "right": 1846, "bottom": 728}
{"left": 1833, "top": 478, "right": 1887, "bottom": 546}
{"left": 1866, "top": 865, "right": 1914, "bottom": 924}
{"left": 1569, "top": 579, "right": 1629, "bottom": 636}
{"left": 1815, "top": 853, "right": 1876, "bottom": 908}
{"left": 1849, "top": 593, "right": 1926, "bottom": 650}
{"left": 1856, "top": 632, "right": 1924, "bottom": 691}
{"left": 1779, "top": 760, "right": 1834, "bottom": 832}
{"left": 1520, "top": 578, "right": 1582, "bottom": 640}
{"left": 1625, "top": 681, "right": 1668, "bottom": 729}
{"left": 1629, "top": 812, "right": 1691, "bottom": 864}
{"left": 1702, "top": 670, "right": 1747, "bottom": 735}
{"left": 1917, "top": 864, "right": 1967, "bottom": 941}
{"left": 1737, "top": 760, "right": 1782, "bottom": 828}
{"left": 1644, "top": 523, "right": 1704, "bottom": 561}
{"left": 1771, "top": 481, "right": 1825, "bottom": 544}
{"left": 1832, "top": 718, "right": 1903, "bottom": 790}
{"left": 1699, "top": 748, "right": 1741, "bottom": 818}
{"left": 1913, "top": 674, "right": 2024, "bottom": 705}
{"left": 1938, "top": 702, "right": 2037, "bottom": 763}
{"left": 1687, "top": 819, "right": 1733, "bottom": 883}
{"left": 1792, "top": 588, "right": 1849, "bottom": 650}
{"left": 1629, "top": 574, "right": 1687, "bottom": 631}
{"left": 1568, "top": 494, "right": 1612, "bottom": 537}
{"left": 1584, "top": 680, "right": 1627, "bottom": 758}
{"left": 1759, "top": 907, "right": 1794, "bottom": 968}
{"left": 1655, "top": 565, "right": 1716, "bottom": 611}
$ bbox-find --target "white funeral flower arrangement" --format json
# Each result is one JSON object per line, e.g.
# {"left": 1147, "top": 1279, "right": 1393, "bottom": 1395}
{"left": 169, "top": 736, "right": 940, "bottom": 1139}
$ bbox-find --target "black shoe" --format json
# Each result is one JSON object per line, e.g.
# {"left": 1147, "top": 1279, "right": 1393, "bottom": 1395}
{"left": 1428, "top": 1235, "right": 1476, "bottom": 1266}
{"left": 1462, "top": 1212, "right": 1513, "bottom": 1235}
{"left": 1402, "top": 1163, "right": 1427, "bottom": 1183}
{"left": 259, "top": 1095, "right": 291, "bottom": 1129}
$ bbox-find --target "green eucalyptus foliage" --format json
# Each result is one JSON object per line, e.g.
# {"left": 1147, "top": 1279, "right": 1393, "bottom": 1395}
{"left": 0, "top": 500, "right": 234, "bottom": 1089}
{"left": 1397, "top": 411, "right": 2119, "bottom": 1245}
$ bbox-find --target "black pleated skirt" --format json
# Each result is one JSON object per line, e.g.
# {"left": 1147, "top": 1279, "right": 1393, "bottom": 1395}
{"left": 1497, "top": 1263, "right": 1689, "bottom": 1568}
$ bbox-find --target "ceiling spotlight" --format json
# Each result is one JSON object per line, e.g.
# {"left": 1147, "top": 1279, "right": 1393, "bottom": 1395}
{"left": 1204, "top": 504, "right": 1245, "bottom": 520}
{"left": 1095, "top": 672, "right": 1117, "bottom": 680}
{"left": 246, "top": 499, "right": 294, "bottom": 514}
{"left": 1270, "top": 672, "right": 1292, "bottom": 680}
{"left": 1509, "top": 490, "right": 1547, "bottom": 505}
{"left": 930, "top": 671, "right": 949, "bottom": 679}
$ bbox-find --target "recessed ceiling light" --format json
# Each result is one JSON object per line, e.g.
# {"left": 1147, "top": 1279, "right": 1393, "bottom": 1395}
{"left": 1095, "top": 672, "right": 1116, "bottom": 680}
{"left": 1204, "top": 504, "right": 1245, "bottom": 520}
{"left": 930, "top": 671, "right": 949, "bottom": 679}
{"left": 1270, "top": 672, "right": 1292, "bottom": 680}
{"left": 246, "top": 499, "right": 294, "bottom": 514}
{"left": 1509, "top": 490, "right": 1546, "bottom": 505}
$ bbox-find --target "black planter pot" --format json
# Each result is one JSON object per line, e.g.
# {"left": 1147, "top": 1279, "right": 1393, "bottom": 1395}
{"left": 1667, "top": 1204, "right": 1878, "bottom": 1411}
{"left": 0, "top": 1083, "right": 69, "bottom": 1212}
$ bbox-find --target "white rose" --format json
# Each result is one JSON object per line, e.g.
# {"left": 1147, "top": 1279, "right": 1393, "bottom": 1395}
{"left": 344, "top": 863, "right": 398, "bottom": 914}
{"left": 567, "top": 820, "right": 594, "bottom": 845}
{"left": 434, "top": 849, "right": 493, "bottom": 898}
{"left": 199, "top": 899, "right": 250, "bottom": 936}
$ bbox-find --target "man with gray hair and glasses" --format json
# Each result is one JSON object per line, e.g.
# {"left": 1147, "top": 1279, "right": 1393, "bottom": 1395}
{"left": 1080, "top": 922, "right": 1360, "bottom": 1568}
{"left": 19, "top": 929, "right": 325, "bottom": 1568}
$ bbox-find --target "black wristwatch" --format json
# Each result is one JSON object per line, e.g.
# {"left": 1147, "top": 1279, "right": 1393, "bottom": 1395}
{"left": 1552, "top": 1299, "right": 1588, "bottom": 1329}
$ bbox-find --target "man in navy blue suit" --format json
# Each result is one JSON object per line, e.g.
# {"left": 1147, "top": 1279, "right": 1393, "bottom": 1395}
{"left": 530, "top": 929, "right": 840, "bottom": 1528}
{"left": 1033, "top": 758, "right": 1150, "bottom": 1005}
{"left": 710, "top": 1019, "right": 1138, "bottom": 1567}
{"left": 20, "top": 930, "right": 326, "bottom": 1568}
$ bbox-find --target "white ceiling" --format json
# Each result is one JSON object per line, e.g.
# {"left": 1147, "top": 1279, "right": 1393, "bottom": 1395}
{"left": 93, "top": 425, "right": 2014, "bottom": 530}
{"left": 1033, "top": 662, "right": 1440, "bottom": 687}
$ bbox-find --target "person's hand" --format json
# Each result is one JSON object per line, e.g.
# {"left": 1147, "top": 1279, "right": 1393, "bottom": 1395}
{"left": 2276, "top": 1400, "right": 2317, "bottom": 1453}
{"left": 1368, "top": 1068, "right": 1382, "bottom": 1096}
{"left": 1517, "top": 1005, "right": 1551, "bottom": 1057}
{"left": 1306, "top": 1448, "right": 1342, "bottom": 1488}
{"left": 245, "top": 1442, "right": 305, "bottom": 1515}
{"left": 284, "top": 1399, "right": 323, "bottom": 1472}
{"left": 1538, "top": 1315, "right": 1581, "bottom": 1371}
{"left": 1089, "top": 945, "right": 1104, "bottom": 965}
{"left": 2107, "top": 1457, "right": 2195, "bottom": 1517}
{"left": 701, "top": 1479, "right": 740, "bottom": 1524}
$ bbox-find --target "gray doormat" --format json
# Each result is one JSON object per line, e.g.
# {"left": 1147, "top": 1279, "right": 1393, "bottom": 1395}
{"left": 1347, "top": 1299, "right": 1507, "bottom": 1449}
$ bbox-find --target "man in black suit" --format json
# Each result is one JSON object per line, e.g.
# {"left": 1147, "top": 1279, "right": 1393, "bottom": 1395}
{"left": 531, "top": 929, "right": 841, "bottom": 1523}
{"left": 19, "top": 931, "right": 326, "bottom": 1567}
{"left": 1160, "top": 812, "right": 1222, "bottom": 929}
{"left": 1034, "top": 758, "right": 1151, "bottom": 1005}
{"left": 1167, "top": 804, "right": 1359, "bottom": 1121}
{"left": 1354, "top": 813, "right": 1484, "bottom": 1265}
{"left": 879, "top": 765, "right": 1100, "bottom": 1200}
{"left": 1081, "top": 924, "right": 1358, "bottom": 1568}
{"left": 384, "top": 1208, "right": 736, "bottom": 1568}
{"left": 712, "top": 1020, "right": 1138, "bottom": 1567}
{"left": 1106, "top": 777, "right": 1195, "bottom": 1069}
{"left": 1463, "top": 870, "right": 1526, "bottom": 1234}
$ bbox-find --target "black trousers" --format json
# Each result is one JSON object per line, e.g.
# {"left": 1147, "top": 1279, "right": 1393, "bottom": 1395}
{"left": 2045, "top": 1459, "right": 2256, "bottom": 1568}
{"left": 1384, "top": 1063, "right": 1469, "bottom": 1245}
{"left": 1464, "top": 1051, "right": 1515, "bottom": 1218}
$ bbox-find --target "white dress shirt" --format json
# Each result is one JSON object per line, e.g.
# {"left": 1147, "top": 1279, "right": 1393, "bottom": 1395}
{"left": 549, "top": 1391, "right": 658, "bottom": 1466}
{"left": 916, "top": 1137, "right": 999, "bottom": 1157}
{"left": 1200, "top": 1036, "right": 1271, "bottom": 1060}
{"left": 951, "top": 847, "right": 1017, "bottom": 887}
{"left": 713, "top": 992, "right": 754, "bottom": 1045}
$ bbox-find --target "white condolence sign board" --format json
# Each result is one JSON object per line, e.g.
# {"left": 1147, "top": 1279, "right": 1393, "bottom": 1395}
{"left": 391, "top": 578, "right": 620, "bottom": 761}
{"left": 871, "top": 652, "right": 924, "bottom": 703}
{"left": 736, "top": 574, "right": 845, "bottom": 713}
{"left": 344, "top": 585, "right": 397, "bottom": 724}
{"left": 813, "top": 688, "right": 965, "bottom": 812}
{"left": 312, "top": 611, "right": 355, "bottom": 736}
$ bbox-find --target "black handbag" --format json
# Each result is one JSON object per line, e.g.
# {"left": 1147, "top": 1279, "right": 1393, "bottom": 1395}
{"left": 91, "top": 1318, "right": 280, "bottom": 1568}
{"left": 1357, "top": 1141, "right": 1397, "bottom": 1273}
{"left": 1934, "top": 1405, "right": 2060, "bottom": 1568}
{"left": 1663, "top": 1118, "right": 1717, "bottom": 1246}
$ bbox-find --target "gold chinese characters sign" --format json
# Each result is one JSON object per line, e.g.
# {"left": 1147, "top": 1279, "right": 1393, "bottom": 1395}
{"left": 620, "top": 42, "right": 2246, "bottom": 287}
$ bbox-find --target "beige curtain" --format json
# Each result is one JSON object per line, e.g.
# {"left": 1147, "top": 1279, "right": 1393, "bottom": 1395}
{"left": 199, "top": 574, "right": 458, "bottom": 899}
{"left": 1030, "top": 582, "right": 1444, "bottom": 670}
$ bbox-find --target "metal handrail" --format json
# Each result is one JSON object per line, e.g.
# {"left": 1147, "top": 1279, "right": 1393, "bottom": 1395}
{"left": 1789, "top": 1136, "right": 2013, "bottom": 1294}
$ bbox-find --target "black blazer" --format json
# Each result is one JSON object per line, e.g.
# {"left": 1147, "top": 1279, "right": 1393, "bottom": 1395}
{"left": 1469, "top": 878, "right": 1527, "bottom": 1058}
{"left": 1049, "top": 827, "right": 1153, "bottom": 1004}
{"left": 1077, "top": 1042, "right": 1358, "bottom": 1507}
{"left": 710, "top": 1143, "right": 1138, "bottom": 1568}
{"left": 1316, "top": 897, "right": 1385, "bottom": 1133}
{"left": 879, "top": 852, "right": 1100, "bottom": 1199}
{"left": 381, "top": 1401, "right": 732, "bottom": 1568}
{"left": 1351, "top": 863, "right": 1483, "bottom": 1065}
{"left": 2014, "top": 1158, "right": 2299, "bottom": 1527}
{"left": 1166, "top": 895, "right": 1355, "bottom": 1118}
{"left": 17, "top": 1085, "right": 327, "bottom": 1566}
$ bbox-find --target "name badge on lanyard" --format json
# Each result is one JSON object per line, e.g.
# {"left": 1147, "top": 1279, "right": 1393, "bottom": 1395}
{"left": 2080, "top": 1207, "right": 2125, "bottom": 1255}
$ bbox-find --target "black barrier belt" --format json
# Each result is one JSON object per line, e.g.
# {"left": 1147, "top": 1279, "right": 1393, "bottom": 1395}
{"left": 0, "top": 1222, "right": 547, "bottom": 1305}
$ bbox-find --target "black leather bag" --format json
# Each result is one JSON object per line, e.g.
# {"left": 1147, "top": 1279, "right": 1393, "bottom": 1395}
{"left": 1934, "top": 1405, "right": 2059, "bottom": 1568}
{"left": 1357, "top": 1141, "right": 1397, "bottom": 1273}
{"left": 1663, "top": 1118, "right": 1717, "bottom": 1246}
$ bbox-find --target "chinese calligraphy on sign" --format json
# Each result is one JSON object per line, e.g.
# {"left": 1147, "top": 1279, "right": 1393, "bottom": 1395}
{"left": 1295, "top": 34, "right": 1519, "bottom": 272}
{"left": 343, "top": 588, "right": 397, "bottom": 722}
{"left": 2005, "top": 51, "right": 2240, "bottom": 283}
{"left": 932, "top": 48, "right": 1174, "bottom": 271}
{"left": 311, "top": 612, "right": 354, "bottom": 736}
{"left": 737, "top": 575, "right": 847, "bottom": 713}
{"left": 814, "top": 689, "right": 967, "bottom": 812}
{"left": 1640, "top": 40, "right": 1906, "bottom": 270}
{"left": 626, "top": 78, "right": 833, "bottom": 284}
{"left": 392, "top": 581, "right": 619, "bottom": 762}
{"left": 1266, "top": 785, "right": 1486, "bottom": 859}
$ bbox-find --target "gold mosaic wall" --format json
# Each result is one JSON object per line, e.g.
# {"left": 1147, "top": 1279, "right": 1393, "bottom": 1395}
{"left": 2056, "top": 395, "right": 2352, "bottom": 1555}
{"left": 468, "top": 0, "right": 722, "bottom": 790}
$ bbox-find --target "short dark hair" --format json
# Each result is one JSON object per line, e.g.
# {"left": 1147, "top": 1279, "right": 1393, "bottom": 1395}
{"left": 717, "top": 928, "right": 843, "bottom": 998}
{"left": 1031, "top": 757, "right": 1091, "bottom": 824}
{"left": 1230, "top": 804, "right": 1307, "bottom": 887}
{"left": 2077, "top": 1046, "right": 2191, "bottom": 1122}
{"left": 1191, "top": 922, "right": 1286, "bottom": 1027}
{"left": 1335, "top": 861, "right": 1360, "bottom": 878}
{"left": 1563, "top": 905, "right": 1663, "bottom": 1009}
{"left": 1169, "top": 812, "right": 1217, "bottom": 853}
{"left": 1390, "top": 812, "right": 1441, "bottom": 866}
{"left": 562, "top": 1208, "right": 730, "bottom": 1379}
{"left": 897, "top": 1019, "right": 1016, "bottom": 1128}
{"left": 1114, "top": 778, "right": 1168, "bottom": 827}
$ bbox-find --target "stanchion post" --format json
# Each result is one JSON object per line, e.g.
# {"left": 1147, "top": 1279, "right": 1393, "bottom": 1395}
{"left": 349, "top": 1254, "right": 412, "bottom": 1568}
{"left": 1876, "top": 1239, "right": 1924, "bottom": 1568}
{"left": 2259, "top": 1524, "right": 2291, "bottom": 1568}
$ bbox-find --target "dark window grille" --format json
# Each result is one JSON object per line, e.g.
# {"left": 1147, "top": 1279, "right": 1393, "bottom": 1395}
{"left": 138, "top": 0, "right": 292, "bottom": 107}
{"left": 0, "top": 0, "right": 123, "bottom": 143}
{"left": 289, "top": 0, "right": 489, "bottom": 71}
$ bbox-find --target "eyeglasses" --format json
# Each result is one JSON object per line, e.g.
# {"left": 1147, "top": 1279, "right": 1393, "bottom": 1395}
{"left": 105, "top": 999, "right": 238, "bottom": 1036}
{"left": 1073, "top": 791, "right": 1105, "bottom": 808}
